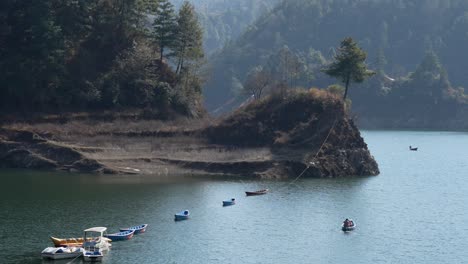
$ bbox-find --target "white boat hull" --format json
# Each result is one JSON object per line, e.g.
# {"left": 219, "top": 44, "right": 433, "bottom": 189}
{"left": 83, "top": 251, "right": 103, "bottom": 262}
{"left": 41, "top": 247, "right": 84, "bottom": 260}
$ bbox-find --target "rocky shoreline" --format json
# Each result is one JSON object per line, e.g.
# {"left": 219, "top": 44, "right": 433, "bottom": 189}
{"left": 0, "top": 91, "right": 379, "bottom": 179}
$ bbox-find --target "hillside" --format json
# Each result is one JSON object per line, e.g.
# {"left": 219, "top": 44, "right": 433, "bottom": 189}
{"left": 203, "top": 0, "right": 468, "bottom": 129}
{"left": 171, "top": 0, "right": 279, "bottom": 52}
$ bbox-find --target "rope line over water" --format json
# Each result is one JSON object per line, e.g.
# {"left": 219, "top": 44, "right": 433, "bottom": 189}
{"left": 287, "top": 116, "right": 339, "bottom": 186}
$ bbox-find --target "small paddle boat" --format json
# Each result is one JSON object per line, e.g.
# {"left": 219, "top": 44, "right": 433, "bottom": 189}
{"left": 245, "top": 189, "right": 269, "bottom": 196}
{"left": 120, "top": 224, "right": 148, "bottom": 234}
{"left": 104, "top": 230, "right": 134, "bottom": 241}
{"left": 341, "top": 219, "right": 356, "bottom": 232}
{"left": 223, "top": 198, "right": 236, "bottom": 206}
{"left": 83, "top": 250, "right": 103, "bottom": 262}
{"left": 409, "top": 146, "right": 418, "bottom": 151}
{"left": 41, "top": 246, "right": 84, "bottom": 260}
{"left": 82, "top": 227, "right": 111, "bottom": 253}
{"left": 175, "top": 210, "right": 190, "bottom": 221}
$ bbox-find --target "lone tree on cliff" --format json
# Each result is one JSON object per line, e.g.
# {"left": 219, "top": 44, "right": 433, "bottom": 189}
{"left": 322, "top": 37, "right": 375, "bottom": 100}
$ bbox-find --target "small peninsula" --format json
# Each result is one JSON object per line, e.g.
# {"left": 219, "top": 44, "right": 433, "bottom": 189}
{"left": 0, "top": 90, "right": 379, "bottom": 178}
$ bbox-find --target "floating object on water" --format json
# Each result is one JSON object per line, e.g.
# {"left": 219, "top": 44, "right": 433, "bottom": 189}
{"left": 175, "top": 210, "right": 190, "bottom": 221}
{"left": 409, "top": 146, "right": 418, "bottom": 151}
{"left": 245, "top": 189, "right": 269, "bottom": 196}
{"left": 82, "top": 227, "right": 112, "bottom": 253}
{"left": 50, "top": 236, "right": 84, "bottom": 247}
{"left": 120, "top": 224, "right": 148, "bottom": 234}
{"left": 223, "top": 198, "right": 236, "bottom": 206}
{"left": 104, "top": 230, "right": 134, "bottom": 241}
{"left": 41, "top": 246, "right": 84, "bottom": 260}
{"left": 341, "top": 219, "right": 356, "bottom": 232}
{"left": 83, "top": 250, "right": 104, "bottom": 262}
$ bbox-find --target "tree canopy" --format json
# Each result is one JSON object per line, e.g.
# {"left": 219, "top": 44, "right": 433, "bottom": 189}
{"left": 322, "top": 37, "right": 375, "bottom": 100}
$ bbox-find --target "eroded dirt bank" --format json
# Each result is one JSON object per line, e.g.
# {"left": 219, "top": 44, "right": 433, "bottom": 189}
{"left": 0, "top": 90, "right": 379, "bottom": 179}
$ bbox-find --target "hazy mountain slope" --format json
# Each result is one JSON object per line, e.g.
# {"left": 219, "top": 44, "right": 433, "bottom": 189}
{"left": 204, "top": 0, "right": 468, "bottom": 109}
{"left": 172, "top": 0, "right": 280, "bottom": 52}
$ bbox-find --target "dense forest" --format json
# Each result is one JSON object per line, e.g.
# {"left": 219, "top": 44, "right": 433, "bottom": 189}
{"left": 171, "top": 0, "right": 279, "bottom": 52}
{"left": 0, "top": 0, "right": 205, "bottom": 118}
{"left": 204, "top": 0, "right": 468, "bottom": 128}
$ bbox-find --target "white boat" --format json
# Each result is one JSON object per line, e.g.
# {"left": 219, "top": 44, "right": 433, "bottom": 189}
{"left": 41, "top": 246, "right": 84, "bottom": 260}
{"left": 82, "top": 227, "right": 111, "bottom": 262}
{"left": 83, "top": 250, "right": 104, "bottom": 262}
{"left": 175, "top": 210, "right": 190, "bottom": 221}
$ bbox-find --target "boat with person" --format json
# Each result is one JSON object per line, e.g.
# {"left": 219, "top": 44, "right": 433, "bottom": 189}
{"left": 222, "top": 198, "right": 236, "bottom": 206}
{"left": 120, "top": 224, "right": 148, "bottom": 234}
{"left": 41, "top": 246, "right": 84, "bottom": 260}
{"left": 341, "top": 219, "right": 356, "bottom": 232}
{"left": 245, "top": 189, "right": 269, "bottom": 196}
{"left": 175, "top": 210, "right": 190, "bottom": 221}
{"left": 104, "top": 230, "right": 135, "bottom": 241}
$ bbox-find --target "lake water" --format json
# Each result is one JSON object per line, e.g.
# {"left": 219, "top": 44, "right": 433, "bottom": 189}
{"left": 1, "top": 131, "right": 468, "bottom": 263}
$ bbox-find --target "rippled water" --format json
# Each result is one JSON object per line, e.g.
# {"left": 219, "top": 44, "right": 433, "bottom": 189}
{"left": 1, "top": 131, "right": 468, "bottom": 263}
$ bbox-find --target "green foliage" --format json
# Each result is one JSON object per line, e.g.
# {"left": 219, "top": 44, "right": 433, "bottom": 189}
{"left": 174, "top": 1, "right": 204, "bottom": 75}
{"left": 322, "top": 37, "right": 375, "bottom": 99}
{"left": 152, "top": 0, "right": 177, "bottom": 62}
{"left": 0, "top": 0, "right": 206, "bottom": 118}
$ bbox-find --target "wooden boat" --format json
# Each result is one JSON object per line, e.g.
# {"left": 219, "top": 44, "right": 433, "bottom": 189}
{"left": 41, "top": 247, "right": 84, "bottom": 260}
{"left": 175, "top": 210, "right": 190, "bottom": 221}
{"left": 120, "top": 224, "right": 148, "bottom": 234}
{"left": 50, "top": 236, "right": 84, "bottom": 247}
{"left": 245, "top": 189, "right": 269, "bottom": 196}
{"left": 409, "top": 146, "right": 418, "bottom": 151}
{"left": 104, "top": 230, "right": 134, "bottom": 241}
{"left": 341, "top": 220, "right": 356, "bottom": 232}
{"left": 222, "top": 198, "right": 236, "bottom": 206}
{"left": 83, "top": 250, "right": 103, "bottom": 262}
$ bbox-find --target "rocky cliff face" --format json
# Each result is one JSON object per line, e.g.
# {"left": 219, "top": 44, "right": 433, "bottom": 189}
{"left": 0, "top": 90, "right": 379, "bottom": 178}
{"left": 202, "top": 89, "right": 379, "bottom": 178}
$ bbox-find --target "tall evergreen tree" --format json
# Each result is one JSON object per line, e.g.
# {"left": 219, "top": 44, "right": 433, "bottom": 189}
{"left": 174, "top": 1, "right": 204, "bottom": 75}
{"left": 152, "top": 0, "right": 177, "bottom": 63}
{"left": 322, "top": 37, "right": 375, "bottom": 100}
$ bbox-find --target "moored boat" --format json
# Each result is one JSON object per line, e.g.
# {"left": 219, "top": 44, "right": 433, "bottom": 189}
{"left": 82, "top": 227, "right": 112, "bottom": 253}
{"left": 83, "top": 250, "right": 104, "bottom": 262}
{"left": 104, "top": 230, "right": 135, "bottom": 241}
{"left": 41, "top": 247, "right": 84, "bottom": 260}
{"left": 119, "top": 224, "right": 148, "bottom": 234}
{"left": 341, "top": 219, "right": 356, "bottom": 232}
{"left": 50, "top": 236, "right": 84, "bottom": 247}
{"left": 245, "top": 189, "right": 269, "bottom": 196}
{"left": 222, "top": 198, "right": 236, "bottom": 206}
{"left": 175, "top": 210, "right": 190, "bottom": 221}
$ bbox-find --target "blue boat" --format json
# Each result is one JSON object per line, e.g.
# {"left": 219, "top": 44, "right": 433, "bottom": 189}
{"left": 174, "top": 210, "right": 190, "bottom": 221}
{"left": 223, "top": 198, "right": 236, "bottom": 206}
{"left": 104, "top": 230, "right": 135, "bottom": 241}
{"left": 119, "top": 224, "right": 148, "bottom": 234}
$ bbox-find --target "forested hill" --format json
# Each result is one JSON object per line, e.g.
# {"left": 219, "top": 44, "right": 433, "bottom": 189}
{"left": 204, "top": 0, "right": 468, "bottom": 125}
{"left": 0, "top": 0, "right": 205, "bottom": 119}
{"left": 171, "top": 0, "right": 279, "bottom": 53}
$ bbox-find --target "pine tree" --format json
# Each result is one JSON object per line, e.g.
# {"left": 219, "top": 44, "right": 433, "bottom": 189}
{"left": 174, "top": 1, "right": 204, "bottom": 75}
{"left": 322, "top": 37, "right": 375, "bottom": 100}
{"left": 152, "top": 0, "right": 177, "bottom": 63}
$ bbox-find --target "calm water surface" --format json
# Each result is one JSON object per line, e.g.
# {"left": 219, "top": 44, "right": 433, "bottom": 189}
{"left": 1, "top": 131, "right": 468, "bottom": 263}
